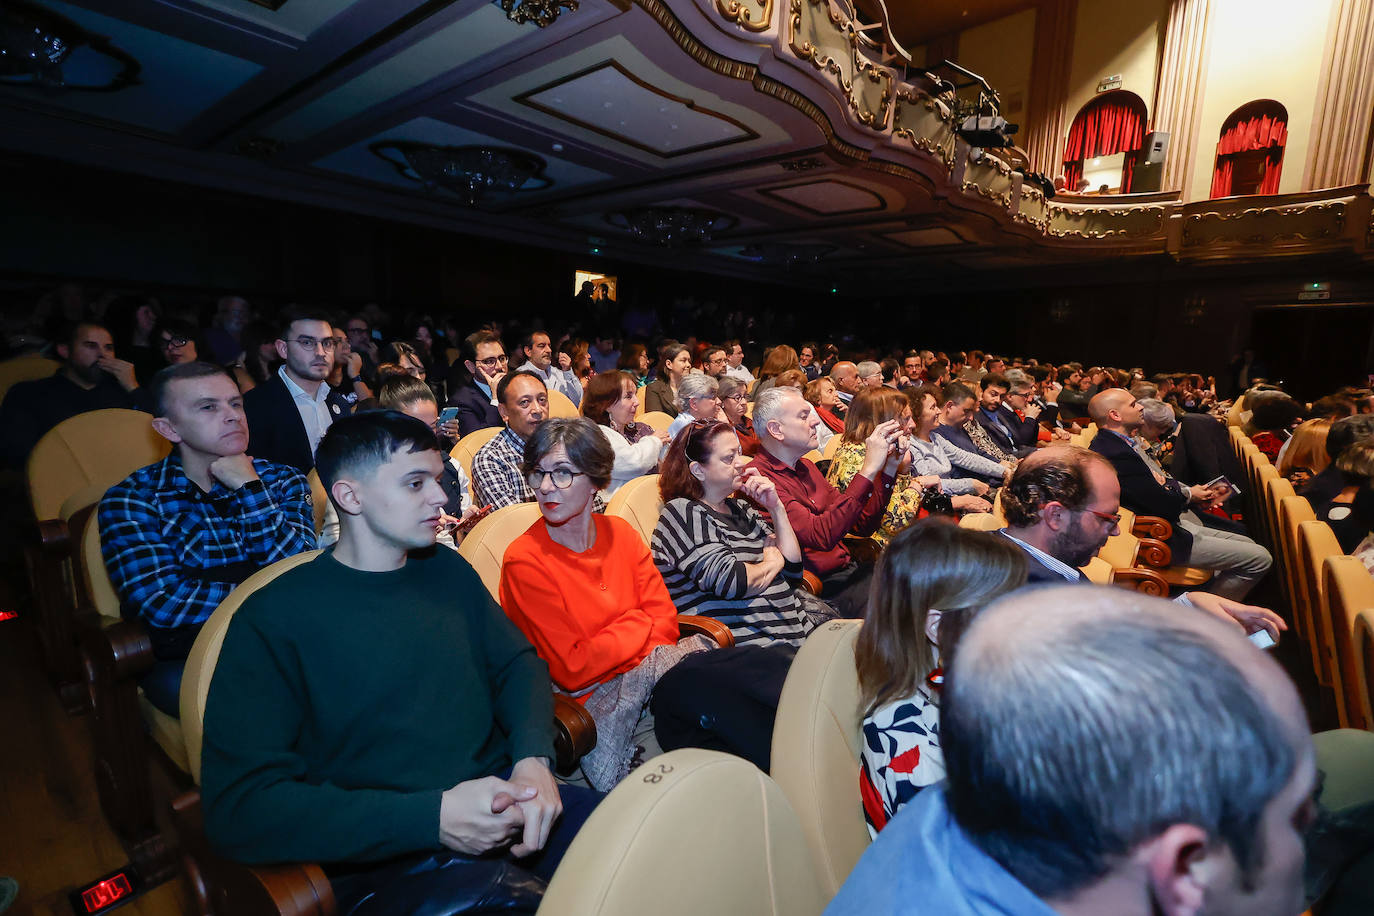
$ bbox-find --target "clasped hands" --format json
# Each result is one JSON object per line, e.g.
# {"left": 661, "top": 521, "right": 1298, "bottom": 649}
{"left": 439, "top": 757, "right": 562, "bottom": 858}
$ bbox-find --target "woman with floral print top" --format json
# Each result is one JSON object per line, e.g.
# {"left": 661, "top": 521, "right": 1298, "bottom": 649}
{"left": 855, "top": 519, "right": 1027, "bottom": 835}
{"left": 826, "top": 387, "right": 941, "bottom": 546}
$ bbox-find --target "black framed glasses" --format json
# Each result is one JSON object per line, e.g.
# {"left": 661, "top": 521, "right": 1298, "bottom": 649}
{"left": 527, "top": 467, "right": 584, "bottom": 489}
{"left": 160, "top": 336, "right": 189, "bottom": 349}
{"left": 292, "top": 336, "right": 336, "bottom": 352}
{"left": 476, "top": 354, "right": 509, "bottom": 368}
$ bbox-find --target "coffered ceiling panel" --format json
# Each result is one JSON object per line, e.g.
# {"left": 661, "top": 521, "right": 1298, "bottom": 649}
{"left": 183, "top": 0, "right": 358, "bottom": 40}
{"left": 883, "top": 227, "right": 965, "bottom": 247}
{"left": 1, "top": 0, "right": 262, "bottom": 134}
{"left": 759, "top": 179, "right": 887, "bottom": 215}
{"left": 516, "top": 61, "right": 756, "bottom": 158}
{"left": 267, "top": 4, "right": 525, "bottom": 144}
{"left": 313, "top": 115, "right": 612, "bottom": 197}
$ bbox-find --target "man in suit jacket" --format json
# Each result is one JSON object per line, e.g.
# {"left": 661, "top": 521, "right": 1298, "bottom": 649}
{"left": 245, "top": 313, "right": 340, "bottom": 473}
{"left": 1088, "top": 388, "right": 1271, "bottom": 600}
{"left": 447, "top": 329, "right": 506, "bottom": 438}
{"left": 929, "top": 381, "right": 1012, "bottom": 486}
{"left": 973, "top": 374, "right": 1036, "bottom": 456}
{"left": 996, "top": 446, "right": 1283, "bottom": 636}
{"left": 1138, "top": 398, "right": 1246, "bottom": 526}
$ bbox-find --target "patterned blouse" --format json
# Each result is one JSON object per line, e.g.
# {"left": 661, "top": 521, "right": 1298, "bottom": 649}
{"left": 825, "top": 440, "right": 926, "bottom": 546}
{"left": 860, "top": 686, "right": 944, "bottom": 837}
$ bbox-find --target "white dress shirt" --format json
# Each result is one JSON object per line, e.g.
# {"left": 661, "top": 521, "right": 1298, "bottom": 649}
{"left": 278, "top": 365, "right": 332, "bottom": 458}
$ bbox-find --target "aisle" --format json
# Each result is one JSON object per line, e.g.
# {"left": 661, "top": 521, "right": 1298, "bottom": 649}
{"left": 0, "top": 610, "right": 190, "bottom": 916}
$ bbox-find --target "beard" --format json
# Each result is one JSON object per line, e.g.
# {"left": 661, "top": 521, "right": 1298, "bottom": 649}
{"left": 1048, "top": 517, "right": 1107, "bottom": 569}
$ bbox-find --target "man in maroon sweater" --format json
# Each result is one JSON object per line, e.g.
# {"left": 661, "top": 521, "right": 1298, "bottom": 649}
{"left": 746, "top": 386, "right": 900, "bottom": 617}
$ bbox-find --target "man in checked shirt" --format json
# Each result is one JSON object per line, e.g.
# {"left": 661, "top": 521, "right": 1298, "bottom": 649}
{"left": 99, "top": 361, "right": 317, "bottom": 716}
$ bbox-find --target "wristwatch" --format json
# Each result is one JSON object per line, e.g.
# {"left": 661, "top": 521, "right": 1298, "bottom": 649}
{"left": 350, "top": 375, "right": 364, "bottom": 385}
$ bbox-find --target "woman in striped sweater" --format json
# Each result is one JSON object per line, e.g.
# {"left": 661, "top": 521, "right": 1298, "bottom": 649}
{"left": 651, "top": 420, "right": 837, "bottom": 647}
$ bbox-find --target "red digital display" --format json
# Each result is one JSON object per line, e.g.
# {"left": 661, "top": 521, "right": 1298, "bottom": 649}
{"left": 0, "top": 610, "right": 18, "bottom": 622}
{"left": 80, "top": 874, "right": 133, "bottom": 912}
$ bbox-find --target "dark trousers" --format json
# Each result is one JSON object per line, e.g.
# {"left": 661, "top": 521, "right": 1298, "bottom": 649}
{"left": 139, "top": 622, "right": 203, "bottom": 717}
{"left": 819, "top": 562, "right": 875, "bottom": 619}
{"left": 327, "top": 779, "right": 601, "bottom": 915}
{"left": 650, "top": 644, "right": 796, "bottom": 773}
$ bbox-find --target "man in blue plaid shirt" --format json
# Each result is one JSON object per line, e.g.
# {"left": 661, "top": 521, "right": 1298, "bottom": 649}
{"left": 99, "top": 362, "right": 316, "bottom": 715}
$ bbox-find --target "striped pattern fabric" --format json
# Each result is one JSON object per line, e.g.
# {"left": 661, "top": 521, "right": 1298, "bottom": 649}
{"left": 651, "top": 496, "right": 814, "bottom": 647}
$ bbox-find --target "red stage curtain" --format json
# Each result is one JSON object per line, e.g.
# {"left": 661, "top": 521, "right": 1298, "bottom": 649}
{"left": 1062, "top": 94, "right": 1146, "bottom": 192}
{"left": 1210, "top": 110, "right": 1287, "bottom": 198}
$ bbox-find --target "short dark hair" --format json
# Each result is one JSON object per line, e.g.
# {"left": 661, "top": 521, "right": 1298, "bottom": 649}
{"left": 150, "top": 361, "right": 235, "bottom": 416}
{"left": 1001, "top": 447, "right": 1112, "bottom": 527}
{"left": 315, "top": 410, "right": 440, "bottom": 509}
{"left": 982, "top": 372, "right": 1010, "bottom": 392}
{"left": 701, "top": 345, "right": 727, "bottom": 364}
{"left": 1250, "top": 395, "right": 1303, "bottom": 434}
{"left": 276, "top": 307, "right": 331, "bottom": 340}
{"left": 520, "top": 329, "right": 550, "bottom": 355}
{"left": 463, "top": 329, "right": 503, "bottom": 362}
{"left": 497, "top": 369, "right": 546, "bottom": 405}
{"left": 521, "top": 418, "right": 614, "bottom": 490}
{"left": 942, "top": 381, "right": 975, "bottom": 406}
{"left": 377, "top": 375, "right": 436, "bottom": 410}
{"left": 943, "top": 589, "right": 1298, "bottom": 898}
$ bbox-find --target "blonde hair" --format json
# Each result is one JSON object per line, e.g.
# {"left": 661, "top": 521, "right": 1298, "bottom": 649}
{"left": 855, "top": 519, "right": 1027, "bottom": 715}
{"left": 1277, "top": 417, "right": 1332, "bottom": 480}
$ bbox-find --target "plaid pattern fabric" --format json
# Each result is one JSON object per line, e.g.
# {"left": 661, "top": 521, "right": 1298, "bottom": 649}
{"left": 471, "top": 427, "right": 533, "bottom": 510}
{"left": 98, "top": 453, "right": 316, "bottom": 632}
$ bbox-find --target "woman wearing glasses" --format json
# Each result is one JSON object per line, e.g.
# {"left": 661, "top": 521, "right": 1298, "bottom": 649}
{"left": 718, "top": 376, "right": 759, "bottom": 456}
{"left": 500, "top": 419, "right": 791, "bottom": 789}
{"left": 652, "top": 420, "right": 835, "bottom": 648}
{"left": 665, "top": 374, "right": 724, "bottom": 441}
{"left": 581, "top": 371, "right": 670, "bottom": 499}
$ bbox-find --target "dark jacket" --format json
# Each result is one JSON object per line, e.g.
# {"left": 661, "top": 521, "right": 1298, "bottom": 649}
{"left": 447, "top": 381, "right": 503, "bottom": 439}
{"left": 1169, "top": 413, "right": 1244, "bottom": 490}
{"left": 1300, "top": 465, "right": 1344, "bottom": 511}
{"left": 244, "top": 374, "right": 316, "bottom": 474}
{"left": 1090, "top": 430, "right": 1194, "bottom": 564}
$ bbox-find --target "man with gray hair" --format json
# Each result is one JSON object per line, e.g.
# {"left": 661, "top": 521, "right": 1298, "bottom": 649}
{"left": 828, "top": 585, "right": 1317, "bottom": 916}
{"left": 746, "top": 386, "right": 900, "bottom": 616}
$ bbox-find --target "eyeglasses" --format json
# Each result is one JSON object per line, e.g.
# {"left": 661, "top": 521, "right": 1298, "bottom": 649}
{"left": 724, "top": 393, "right": 748, "bottom": 402}
{"left": 476, "top": 354, "right": 509, "bottom": 368}
{"left": 527, "top": 467, "right": 584, "bottom": 489}
{"left": 1084, "top": 508, "right": 1122, "bottom": 528}
{"left": 160, "top": 336, "right": 189, "bottom": 349}
{"left": 292, "top": 336, "right": 336, "bottom": 352}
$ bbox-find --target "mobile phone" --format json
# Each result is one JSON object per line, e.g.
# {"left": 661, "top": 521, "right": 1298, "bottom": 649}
{"left": 1247, "top": 629, "right": 1276, "bottom": 650}
{"left": 455, "top": 504, "right": 493, "bottom": 533}
{"left": 438, "top": 407, "right": 460, "bottom": 424}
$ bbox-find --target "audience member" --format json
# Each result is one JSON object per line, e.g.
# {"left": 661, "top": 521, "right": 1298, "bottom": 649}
{"left": 243, "top": 311, "right": 338, "bottom": 473}
{"left": 971, "top": 373, "right": 1034, "bottom": 458}
{"left": 1250, "top": 394, "right": 1304, "bottom": 461}
{"left": 831, "top": 585, "right": 1314, "bottom": 916}
{"left": 471, "top": 371, "right": 548, "bottom": 510}
{"left": 929, "top": 382, "right": 1014, "bottom": 487}
{"left": 582, "top": 370, "right": 667, "bottom": 500}
{"left": 856, "top": 361, "right": 883, "bottom": 389}
{"left": 342, "top": 314, "right": 379, "bottom": 384}
{"left": 798, "top": 342, "right": 821, "bottom": 381}
{"left": 830, "top": 361, "right": 861, "bottom": 414}
{"left": 904, "top": 386, "right": 993, "bottom": 510}
{"left": 588, "top": 334, "right": 620, "bottom": 374}
{"left": 1319, "top": 440, "right": 1374, "bottom": 553}
{"left": 643, "top": 342, "right": 692, "bottom": 416}
{"left": 700, "top": 345, "right": 729, "bottom": 380}
{"left": 666, "top": 374, "right": 723, "bottom": 440}
{"left": 1000, "top": 375, "right": 1055, "bottom": 446}
{"left": 718, "top": 376, "right": 759, "bottom": 455}
{"left": 324, "top": 326, "right": 373, "bottom": 414}
{"left": 447, "top": 330, "right": 508, "bottom": 437}
{"left": 1, "top": 321, "right": 140, "bottom": 468}
{"left": 155, "top": 318, "right": 203, "bottom": 369}
{"left": 747, "top": 387, "right": 898, "bottom": 617}
{"left": 752, "top": 345, "right": 801, "bottom": 403}
{"left": 516, "top": 329, "right": 583, "bottom": 407}
{"left": 1300, "top": 414, "right": 1374, "bottom": 508}
{"left": 99, "top": 363, "right": 314, "bottom": 716}
{"left": 204, "top": 296, "right": 251, "bottom": 365}
{"left": 956, "top": 349, "right": 986, "bottom": 381}
{"left": 1277, "top": 418, "right": 1332, "bottom": 490}
{"left": 652, "top": 420, "right": 835, "bottom": 647}
{"left": 827, "top": 388, "right": 940, "bottom": 547}
{"left": 499, "top": 419, "right": 792, "bottom": 788}
{"left": 228, "top": 321, "right": 278, "bottom": 393}
{"left": 616, "top": 343, "right": 650, "bottom": 387}
{"left": 201, "top": 410, "right": 594, "bottom": 911}
{"left": 806, "top": 377, "right": 845, "bottom": 435}
{"left": 901, "top": 351, "right": 924, "bottom": 385}
{"left": 1137, "top": 398, "right": 1245, "bottom": 509}
{"left": 1089, "top": 389, "right": 1272, "bottom": 599}
{"left": 103, "top": 295, "right": 163, "bottom": 385}
{"left": 855, "top": 519, "right": 1026, "bottom": 835}
{"left": 722, "top": 340, "right": 754, "bottom": 384}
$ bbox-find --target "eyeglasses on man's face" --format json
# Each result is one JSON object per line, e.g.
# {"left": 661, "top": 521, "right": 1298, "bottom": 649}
{"left": 160, "top": 336, "right": 189, "bottom": 350}
{"left": 1083, "top": 508, "right": 1122, "bottom": 529}
{"left": 292, "top": 336, "right": 336, "bottom": 352}
{"left": 476, "top": 354, "right": 509, "bottom": 368}
{"left": 527, "top": 467, "right": 584, "bottom": 489}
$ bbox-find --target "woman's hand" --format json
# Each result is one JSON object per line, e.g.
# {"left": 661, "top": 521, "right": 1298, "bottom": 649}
{"left": 861, "top": 419, "right": 902, "bottom": 479}
{"left": 953, "top": 494, "right": 992, "bottom": 513}
{"left": 915, "top": 474, "right": 942, "bottom": 490}
{"left": 736, "top": 467, "right": 782, "bottom": 512}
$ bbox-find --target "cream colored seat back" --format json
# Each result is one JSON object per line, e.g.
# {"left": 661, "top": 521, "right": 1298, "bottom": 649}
{"left": 1324, "top": 556, "right": 1374, "bottom": 731}
{"left": 958, "top": 512, "right": 1004, "bottom": 532}
{"left": 545, "top": 389, "right": 579, "bottom": 419}
{"left": 769, "top": 620, "right": 869, "bottom": 899}
{"left": 450, "top": 426, "right": 503, "bottom": 504}
{"left": 0, "top": 354, "right": 60, "bottom": 403}
{"left": 1299, "top": 520, "right": 1343, "bottom": 689}
{"left": 304, "top": 469, "right": 328, "bottom": 537}
{"left": 821, "top": 434, "right": 844, "bottom": 461}
{"left": 457, "top": 502, "right": 543, "bottom": 599}
{"left": 28, "top": 409, "right": 170, "bottom": 521}
{"left": 605, "top": 474, "right": 662, "bottom": 547}
{"left": 639, "top": 411, "right": 673, "bottom": 434}
{"left": 79, "top": 510, "right": 120, "bottom": 625}
{"left": 539, "top": 749, "right": 825, "bottom": 916}
{"left": 1277, "top": 495, "right": 1317, "bottom": 646}
{"left": 1354, "top": 607, "right": 1374, "bottom": 731}
{"left": 181, "top": 550, "right": 322, "bottom": 783}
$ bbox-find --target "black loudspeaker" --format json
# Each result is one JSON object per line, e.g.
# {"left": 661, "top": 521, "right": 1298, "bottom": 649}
{"left": 1142, "top": 130, "right": 1169, "bottom": 165}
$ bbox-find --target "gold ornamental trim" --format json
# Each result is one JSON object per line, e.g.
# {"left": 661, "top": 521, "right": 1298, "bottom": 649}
{"left": 716, "top": 0, "right": 773, "bottom": 32}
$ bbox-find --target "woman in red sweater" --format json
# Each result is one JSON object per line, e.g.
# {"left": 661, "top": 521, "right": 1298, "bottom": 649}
{"left": 500, "top": 419, "right": 792, "bottom": 790}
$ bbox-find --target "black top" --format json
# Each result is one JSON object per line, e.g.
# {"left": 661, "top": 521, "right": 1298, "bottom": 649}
{"left": 0, "top": 370, "right": 137, "bottom": 469}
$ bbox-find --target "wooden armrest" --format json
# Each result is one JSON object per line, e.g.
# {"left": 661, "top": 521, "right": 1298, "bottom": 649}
{"left": 1131, "top": 515, "right": 1173, "bottom": 541}
{"left": 552, "top": 694, "right": 596, "bottom": 774}
{"left": 1111, "top": 567, "right": 1170, "bottom": 597}
{"left": 842, "top": 535, "right": 882, "bottom": 566}
{"left": 36, "top": 517, "right": 72, "bottom": 552}
{"left": 799, "top": 570, "right": 822, "bottom": 595}
{"left": 81, "top": 617, "right": 156, "bottom": 682}
{"left": 1134, "top": 536, "right": 1173, "bottom": 569}
{"left": 171, "top": 790, "right": 338, "bottom": 916}
{"left": 676, "top": 614, "right": 735, "bottom": 648}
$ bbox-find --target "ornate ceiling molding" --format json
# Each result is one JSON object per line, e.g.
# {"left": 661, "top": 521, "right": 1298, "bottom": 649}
{"left": 716, "top": 0, "right": 773, "bottom": 32}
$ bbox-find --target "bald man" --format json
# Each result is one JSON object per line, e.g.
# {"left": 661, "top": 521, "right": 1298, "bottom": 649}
{"left": 829, "top": 361, "right": 860, "bottom": 416}
{"left": 1088, "top": 388, "right": 1271, "bottom": 600}
{"left": 829, "top": 585, "right": 1316, "bottom": 916}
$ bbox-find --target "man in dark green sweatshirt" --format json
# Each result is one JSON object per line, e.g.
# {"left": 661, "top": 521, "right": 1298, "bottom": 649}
{"left": 200, "top": 410, "right": 598, "bottom": 913}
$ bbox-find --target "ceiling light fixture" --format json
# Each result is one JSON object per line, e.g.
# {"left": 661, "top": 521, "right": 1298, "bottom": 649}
{"left": 0, "top": 0, "right": 139, "bottom": 92}
{"left": 605, "top": 207, "right": 737, "bottom": 247}
{"left": 496, "top": 0, "right": 579, "bottom": 28}
{"left": 373, "top": 142, "right": 551, "bottom": 206}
